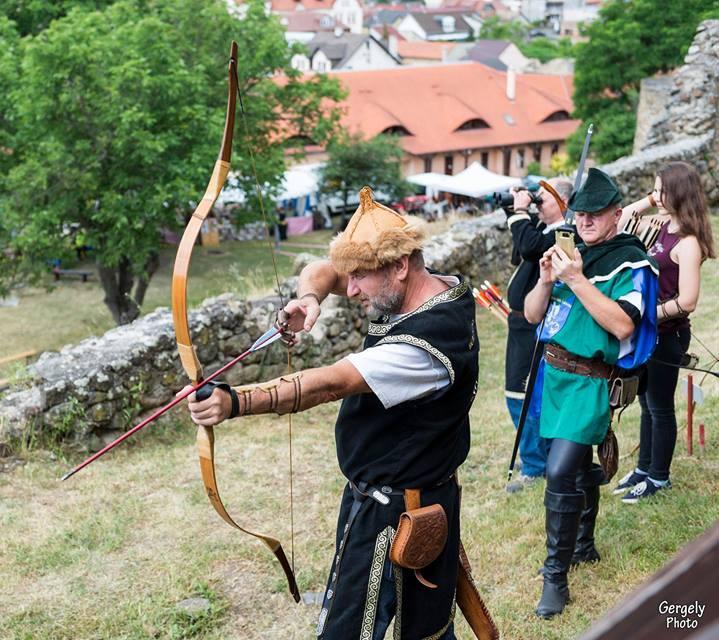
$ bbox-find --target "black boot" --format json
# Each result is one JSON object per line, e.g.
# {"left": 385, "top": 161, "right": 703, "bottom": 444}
{"left": 572, "top": 464, "right": 605, "bottom": 566}
{"left": 536, "top": 490, "right": 583, "bottom": 619}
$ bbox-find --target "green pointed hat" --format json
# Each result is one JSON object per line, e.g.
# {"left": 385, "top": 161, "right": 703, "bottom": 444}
{"left": 568, "top": 168, "right": 622, "bottom": 213}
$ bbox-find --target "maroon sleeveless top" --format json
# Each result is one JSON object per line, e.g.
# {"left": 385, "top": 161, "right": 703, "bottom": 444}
{"left": 648, "top": 221, "right": 689, "bottom": 334}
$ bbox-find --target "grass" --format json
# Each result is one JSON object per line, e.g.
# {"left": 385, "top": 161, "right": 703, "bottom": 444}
{"left": 1, "top": 221, "right": 718, "bottom": 638}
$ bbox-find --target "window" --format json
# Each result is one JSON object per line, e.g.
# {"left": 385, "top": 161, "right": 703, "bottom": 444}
{"left": 551, "top": 143, "right": 560, "bottom": 156}
{"left": 285, "top": 135, "right": 316, "bottom": 148}
{"left": 480, "top": 151, "right": 489, "bottom": 168}
{"left": 291, "top": 54, "right": 310, "bottom": 72}
{"left": 455, "top": 118, "right": 490, "bottom": 132}
{"left": 541, "top": 110, "right": 571, "bottom": 123}
{"left": 533, "top": 144, "right": 542, "bottom": 163}
{"left": 424, "top": 156, "right": 433, "bottom": 173}
{"left": 440, "top": 16, "right": 455, "bottom": 32}
{"left": 502, "top": 148, "right": 511, "bottom": 175}
{"left": 516, "top": 148, "right": 525, "bottom": 169}
{"left": 444, "top": 155, "right": 454, "bottom": 175}
{"left": 381, "top": 125, "right": 412, "bottom": 136}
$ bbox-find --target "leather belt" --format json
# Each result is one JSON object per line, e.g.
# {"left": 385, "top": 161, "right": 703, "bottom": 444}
{"left": 544, "top": 344, "right": 614, "bottom": 379}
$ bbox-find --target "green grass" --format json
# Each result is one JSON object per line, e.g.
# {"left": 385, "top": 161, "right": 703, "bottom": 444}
{"left": 1, "top": 222, "right": 718, "bottom": 638}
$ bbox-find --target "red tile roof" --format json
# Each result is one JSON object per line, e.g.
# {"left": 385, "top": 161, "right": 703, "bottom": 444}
{"left": 270, "top": 0, "right": 334, "bottom": 12}
{"left": 328, "top": 63, "right": 579, "bottom": 155}
{"left": 397, "top": 41, "right": 453, "bottom": 60}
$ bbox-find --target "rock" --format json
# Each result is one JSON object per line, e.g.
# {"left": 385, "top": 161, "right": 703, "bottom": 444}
{"left": 176, "top": 597, "right": 211, "bottom": 617}
{"left": 293, "top": 252, "right": 323, "bottom": 275}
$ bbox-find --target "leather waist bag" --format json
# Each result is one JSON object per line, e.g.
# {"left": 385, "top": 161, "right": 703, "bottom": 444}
{"left": 390, "top": 489, "right": 448, "bottom": 589}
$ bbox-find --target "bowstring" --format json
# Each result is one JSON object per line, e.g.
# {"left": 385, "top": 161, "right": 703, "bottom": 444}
{"left": 234, "top": 69, "right": 295, "bottom": 575}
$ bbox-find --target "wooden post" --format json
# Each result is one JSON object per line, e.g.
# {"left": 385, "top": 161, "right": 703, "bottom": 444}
{"left": 687, "top": 374, "right": 693, "bottom": 456}
{"left": 699, "top": 423, "right": 705, "bottom": 455}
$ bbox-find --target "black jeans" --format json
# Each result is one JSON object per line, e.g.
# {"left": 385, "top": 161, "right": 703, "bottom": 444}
{"left": 638, "top": 328, "right": 691, "bottom": 481}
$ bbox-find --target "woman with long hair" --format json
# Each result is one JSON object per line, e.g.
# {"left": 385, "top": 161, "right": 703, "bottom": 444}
{"left": 617, "top": 161, "right": 715, "bottom": 502}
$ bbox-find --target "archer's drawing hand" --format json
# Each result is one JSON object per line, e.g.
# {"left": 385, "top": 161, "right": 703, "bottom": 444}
{"left": 178, "top": 385, "right": 231, "bottom": 427}
{"left": 282, "top": 293, "right": 321, "bottom": 333}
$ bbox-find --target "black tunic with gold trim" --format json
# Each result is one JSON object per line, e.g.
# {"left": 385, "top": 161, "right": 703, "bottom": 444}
{"left": 317, "top": 275, "right": 479, "bottom": 639}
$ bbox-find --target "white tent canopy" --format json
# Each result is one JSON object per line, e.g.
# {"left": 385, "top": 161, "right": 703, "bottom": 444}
{"left": 407, "top": 162, "right": 522, "bottom": 199}
{"left": 217, "top": 162, "right": 324, "bottom": 213}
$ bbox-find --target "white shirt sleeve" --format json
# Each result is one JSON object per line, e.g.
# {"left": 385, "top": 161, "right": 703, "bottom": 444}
{"left": 344, "top": 342, "right": 451, "bottom": 409}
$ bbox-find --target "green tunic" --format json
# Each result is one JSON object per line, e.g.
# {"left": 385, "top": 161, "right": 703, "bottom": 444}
{"left": 538, "top": 234, "right": 656, "bottom": 445}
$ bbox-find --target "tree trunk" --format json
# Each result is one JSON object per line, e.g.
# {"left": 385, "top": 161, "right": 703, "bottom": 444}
{"left": 98, "top": 253, "right": 158, "bottom": 325}
{"left": 132, "top": 252, "right": 159, "bottom": 310}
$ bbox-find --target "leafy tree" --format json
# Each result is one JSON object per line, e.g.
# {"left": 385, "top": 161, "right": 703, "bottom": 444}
{"left": 569, "top": 0, "right": 719, "bottom": 163}
{"left": 320, "top": 133, "right": 412, "bottom": 227}
{"left": 518, "top": 36, "right": 576, "bottom": 63}
{"left": 0, "top": 0, "right": 115, "bottom": 37}
{"left": 0, "top": 0, "right": 343, "bottom": 324}
{"left": 479, "top": 15, "right": 528, "bottom": 42}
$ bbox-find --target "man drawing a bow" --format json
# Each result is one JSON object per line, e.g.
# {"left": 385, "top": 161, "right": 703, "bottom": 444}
{"left": 182, "top": 187, "right": 496, "bottom": 639}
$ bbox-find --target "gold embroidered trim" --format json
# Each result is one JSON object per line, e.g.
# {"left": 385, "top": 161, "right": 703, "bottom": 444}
{"left": 375, "top": 335, "right": 455, "bottom": 385}
{"left": 368, "top": 281, "right": 469, "bottom": 336}
{"left": 393, "top": 557, "right": 404, "bottom": 640}
{"left": 360, "top": 526, "right": 395, "bottom": 640}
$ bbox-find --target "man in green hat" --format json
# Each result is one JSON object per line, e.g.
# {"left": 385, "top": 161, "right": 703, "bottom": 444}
{"left": 524, "top": 168, "right": 659, "bottom": 618}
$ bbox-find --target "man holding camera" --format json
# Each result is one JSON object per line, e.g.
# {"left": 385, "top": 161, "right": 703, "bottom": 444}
{"left": 524, "top": 168, "right": 658, "bottom": 618}
{"left": 503, "top": 179, "right": 574, "bottom": 493}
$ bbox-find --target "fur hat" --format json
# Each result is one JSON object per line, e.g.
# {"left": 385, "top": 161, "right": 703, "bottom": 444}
{"left": 329, "top": 186, "right": 426, "bottom": 274}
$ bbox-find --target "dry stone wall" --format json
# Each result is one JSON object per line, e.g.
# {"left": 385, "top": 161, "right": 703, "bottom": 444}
{"left": 0, "top": 213, "right": 511, "bottom": 450}
{"left": 602, "top": 20, "right": 719, "bottom": 206}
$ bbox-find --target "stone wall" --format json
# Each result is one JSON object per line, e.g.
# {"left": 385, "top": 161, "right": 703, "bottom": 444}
{"left": 602, "top": 20, "right": 719, "bottom": 206}
{"left": 632, "top": 75, "right": 673, "bottom": 154}
{"left": 0, "top": 213, "right": 511, "bottom": 449}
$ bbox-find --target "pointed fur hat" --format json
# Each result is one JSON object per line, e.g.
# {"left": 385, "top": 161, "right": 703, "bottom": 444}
{"left": 329, "top": 186, "right": 426, "bottom": 274}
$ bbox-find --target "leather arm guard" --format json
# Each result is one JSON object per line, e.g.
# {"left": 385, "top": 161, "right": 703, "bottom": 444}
{"left": 233, "top": 371, "right": 303, "bottom": 416}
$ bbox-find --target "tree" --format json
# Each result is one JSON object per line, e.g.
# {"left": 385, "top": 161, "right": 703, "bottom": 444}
{"left": 479, "top": 15, "right": 528, "bottom": 42}
{"left": 569, "top": 0, "right": 719, "bottom": 164}
{"left": 0, "top": 0, "right": 343, "bottom": 324}
{"left": 320, "top": 133, "right": 413, "bottom": 227}
{"left": 0, "top": 0, "right": 115, "bottom": 37}
{"left": 518, "top": 36, "right": 576, "bottom": 63}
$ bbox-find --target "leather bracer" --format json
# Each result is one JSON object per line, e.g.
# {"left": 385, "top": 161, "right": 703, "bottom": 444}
{"left": 233, "top": 371, "right": 303, "bottom": 416}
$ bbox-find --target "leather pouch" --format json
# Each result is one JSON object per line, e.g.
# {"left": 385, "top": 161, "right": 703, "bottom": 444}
{"left": 390, "top": 504, "right": 448, "bottom": 588}
{"left": 609, "top": 375, "right": 639, "bottom": 409}
{"left": 598, "top": 427, "right": 619, "bottom": 481}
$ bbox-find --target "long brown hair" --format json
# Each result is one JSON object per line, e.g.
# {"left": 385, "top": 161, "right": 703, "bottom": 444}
{"left": 658, "top": 161, "right": 716, "bottom": 260}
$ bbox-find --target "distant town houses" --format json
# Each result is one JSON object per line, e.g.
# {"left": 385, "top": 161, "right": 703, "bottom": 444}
{"left": 260, "top": 0, "right": 584, "bottom": 179}
{"left": 395, "top": 10, "right": 482, "bottom": 41}
{"left": 365, "top": 4, "right": 483, "bottom": 42}
{"left": 520, "top": 0, "right": 603, "bottom": 39}
{"left": 291, "top": 31, "right": 400, "bottom": 72}
{"left": 301, "top": 63, "right": 578, "bottom": 177}
{"left": 269, "top": 0, "right": 364, "bottom": 35}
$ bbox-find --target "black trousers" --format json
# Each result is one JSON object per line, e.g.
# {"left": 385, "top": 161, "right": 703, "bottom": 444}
{"left": 638, "top": 328, "right": 691, "bottom": 481}
{"left": 545, "top": 438, "right": 594, "bottom": 494}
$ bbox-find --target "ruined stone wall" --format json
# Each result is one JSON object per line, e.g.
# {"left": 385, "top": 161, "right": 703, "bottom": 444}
{"left": 602, "top": 20, "right": 719, "bottom": 206}
{"left": 0, "top": 213, "right": 512, "bottom": 449}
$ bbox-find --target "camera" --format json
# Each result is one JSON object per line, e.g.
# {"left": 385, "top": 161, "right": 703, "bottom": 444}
{"left": 491, "top": 189, "right": 543, "bottom": 209}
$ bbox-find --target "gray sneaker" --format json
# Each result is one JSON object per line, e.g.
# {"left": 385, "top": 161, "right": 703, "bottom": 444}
{"left": 506, "top": 474, "right": 542, "bottom": 494}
